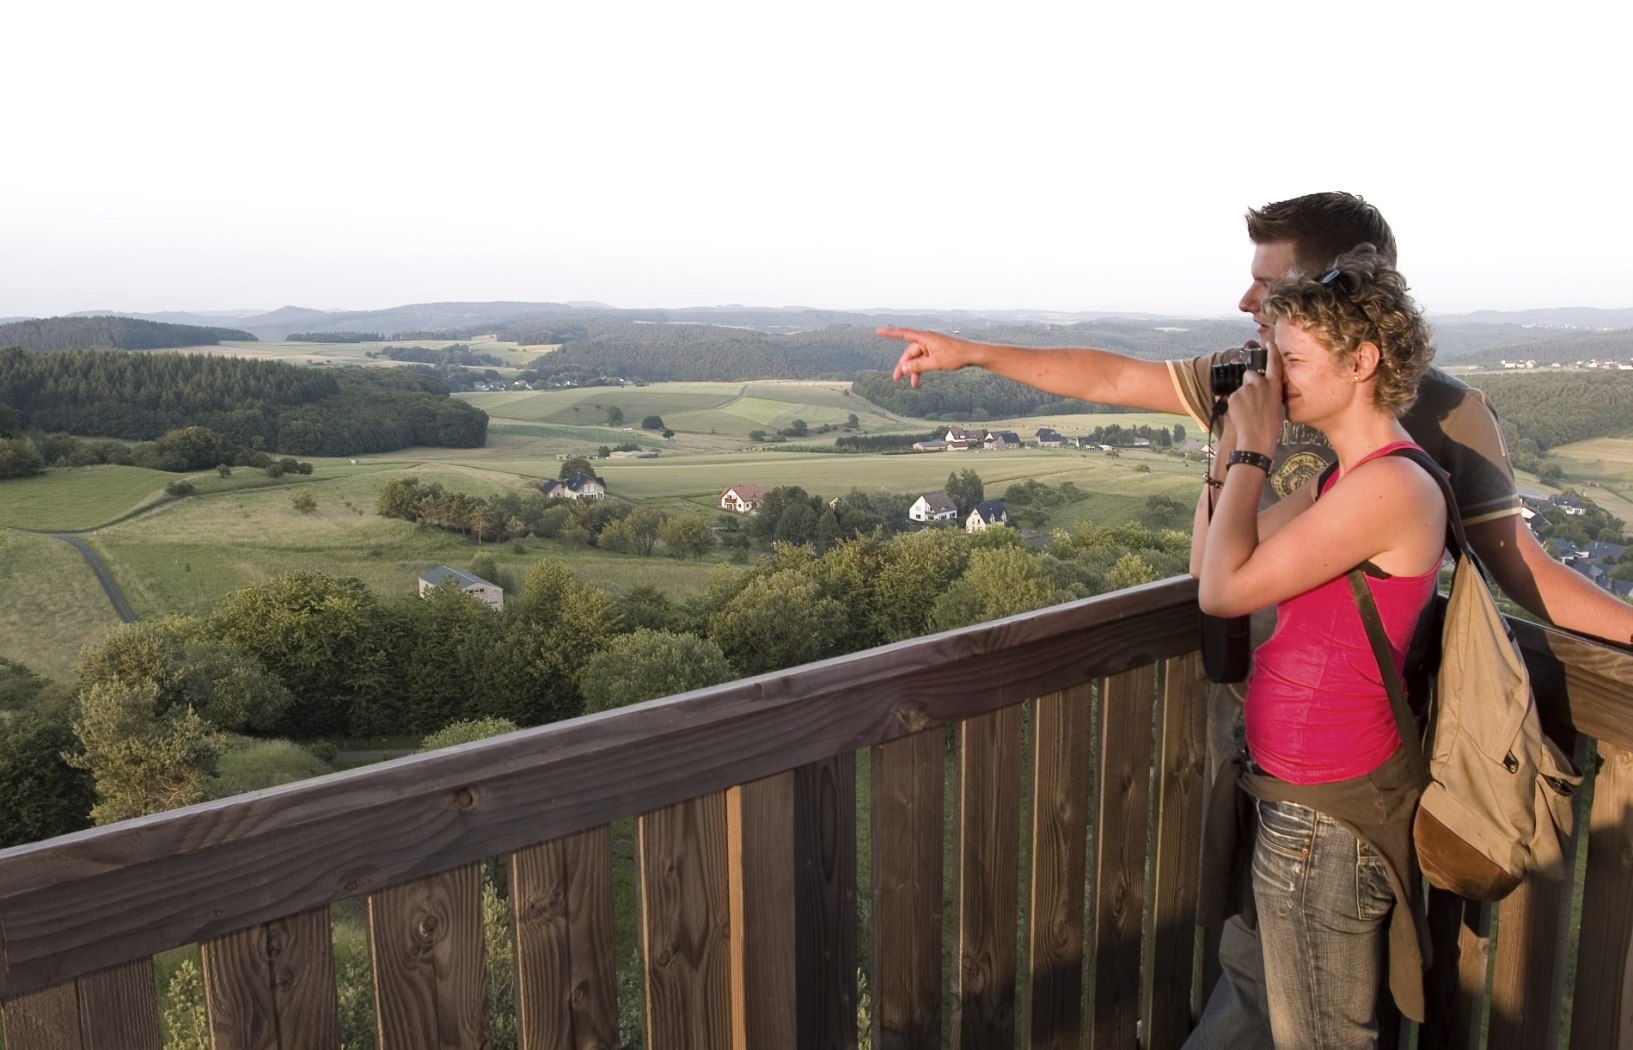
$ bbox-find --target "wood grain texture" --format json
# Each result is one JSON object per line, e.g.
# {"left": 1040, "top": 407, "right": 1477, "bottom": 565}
{"left": 1570, "top": 743, "right": 1633, "bottom": 1050}
{"left": 1421, "top": 892, "right": 1488, "bottom": 1050}
{"left": 728, "top": 775, "right": 797, "bottom": 1050}
{"left": 78, "top": 960, "right": 162, "bottom": 1050}
{"left": 793, "top": 755, "right": 858, "bottom": 1050}
{"left": 870, "top": 731, "right": 945, "bottom": 1050}
{"left": 1090, "top": 665, "right": 1157, "bottom": 1049}
{"left": 511, "top": 829, "right": 617, "bottom": 1050}
{"left": 1485, "top": 869, "right": 1571, "bottom": 1048}
{"left": 201, "top": 908, "right": 339, "bottom": 1050}
{"left": 1146, "top": 652, "right": 1209, "bottom": 1050}
{"left": 367, "top": 864, "right": 488, "bottom": 1050}
{"left": 0, "top": 579, "right": 1201, "bottom": 1000}
{"left": 954, "top": 707, "right": 1021, "bottom": 1050}
{"left": 1512, "top": 618, "right": 1633, "bottom": 752}
{"left": 3, "top": 981, "right": 85, "bottom": 1050}
{"left": 1023, "top": 684, "right": 1093, "bottom": 1050}
{"left": 639, "top": 794, "right": 732, "bottom": 1050}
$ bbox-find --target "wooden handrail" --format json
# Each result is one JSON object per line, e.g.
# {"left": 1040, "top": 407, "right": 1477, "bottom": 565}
{"left": 2, "top": 574, "right": 1630, "bottom": 1050}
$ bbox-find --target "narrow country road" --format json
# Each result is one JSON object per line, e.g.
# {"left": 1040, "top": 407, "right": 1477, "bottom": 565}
{"left": 50, "top": 533, "right": 137, "bottom": 623}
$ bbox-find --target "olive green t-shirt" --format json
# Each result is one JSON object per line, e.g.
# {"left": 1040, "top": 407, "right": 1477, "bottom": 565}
{"left": 1166, "top": 358, "right": 1521, "bottom": 526}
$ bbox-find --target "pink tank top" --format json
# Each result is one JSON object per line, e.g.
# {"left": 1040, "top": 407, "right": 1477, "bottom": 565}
{"left": 1244, "top": 442, "right": 1441, "bottom": 784}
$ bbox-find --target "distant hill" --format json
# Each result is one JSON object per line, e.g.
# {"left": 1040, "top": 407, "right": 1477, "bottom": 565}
{"left": 10, "top": 300, "right": 1630, "bottom": 372}
{"left": 0, "top": 315, "right": 256, "bottom": 351}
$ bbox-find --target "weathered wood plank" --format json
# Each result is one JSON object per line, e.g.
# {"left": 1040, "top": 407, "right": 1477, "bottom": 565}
{"left": 871, "top": 732, "right": 945, "bottom": 1050}
{"left": 1421, "top": 892, "right": 1488, "bottom": 1050}
{"left": 1570, "top": 742, "right": 1633, "bottom": 1050}
{"left": 1023, "top": 684, "right": 1094, "bottom": 1050}
{"left": 3, "top": 981, "right": 85, "bottom": 1050}
{"left": 367, "top": 864, "right": 488, "bottom": 1050}
{"left": 955, "top": 706, "right": 1022, "bottom": 1050}
{"left": 78, "top": 959, "right": 162, "bottom": 1050}
{"left": 1485, "top": 872, "right": 1570, "bottom": 1049}
{"left": 1090, "top": 665, "right": 1157, "bottom": 1049}
{"left": 201, "top": 908, "right": 339, "bottom": 1050}
{"left": 0, "top": 580, "right": 1202, "bottom": 1000}
{"left": 1513, "top": 619, "right": 1633, "bottom": 753}
{"left": 639, "top": 793, "right": 732, "bottom": 1050}
{"left": 793, "top": 755, "right": 858, "bottom": 1050}
{"left": 729, "top": 775, "right": 797, "bottom": 1050}
{"left": 511, "top": 829, "right": 617, "bottom": 1050}
{"left": 1146, "top": 652, "right": 1209, "bottom": 1050}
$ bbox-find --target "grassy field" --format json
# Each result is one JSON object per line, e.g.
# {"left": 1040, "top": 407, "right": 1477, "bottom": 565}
{"left": 11, "top": 375, "right": 1627, "bottom": 685}
{"left": 175, "top": 335, "right": 558, "bottom": 372}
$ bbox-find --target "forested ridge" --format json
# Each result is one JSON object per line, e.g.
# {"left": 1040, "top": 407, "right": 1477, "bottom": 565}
{"left": 0, "top": 315, "right": 256, "bottom": 351}
{"left": 1476, "top": 370, "right": 1633, "bottom": 453}
{"left": 0, "top": 348, "right": 486, "bottom": 455}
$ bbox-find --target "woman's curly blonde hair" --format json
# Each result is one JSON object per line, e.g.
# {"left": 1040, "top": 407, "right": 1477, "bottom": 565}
{"left": 1261, "top": 245, "right": 1435, "bottom": 417}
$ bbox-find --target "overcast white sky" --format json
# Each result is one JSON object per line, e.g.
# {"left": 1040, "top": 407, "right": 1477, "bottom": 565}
{"left": 4, "top": 1, "right": 1627, "bottom": 320}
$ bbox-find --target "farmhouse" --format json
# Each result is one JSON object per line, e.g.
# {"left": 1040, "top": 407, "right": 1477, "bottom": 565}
{"left": 721, "top": 483, "right": 765, "bottom": 514}
{"left": 966, "top": 500, "right": 1009, "bottom": 533}
{"left": 909, "top": 492, "right": 960, "bottom": 523}
{"left": 1034, "top": 427, "right": 1066, "bottom": 447}
{"left": 418, "top": 565, "right": 504, "bottom": 611}
{"left": 912, "top": 439, "right": 949, "bottom": 452}
{"left": 943, "top": 427, "right": 978, "bottom": 450}
{"left": 540, "top": 472, "right": 607, "bottom": 500}
{"left": 984, "top": 430, "right": 1022, "bottom": 450}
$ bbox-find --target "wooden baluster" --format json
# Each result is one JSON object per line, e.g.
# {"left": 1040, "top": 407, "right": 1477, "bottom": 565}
{"left": 1091, "top": 665, "right": 1156, "bottom": 1049}
{"left": 871, "top": 730, "right": 945, "bottom": 1050}
{"left": 955, "top": 706, "right": 1022, "bottom": 1050}
{"left": 1147, "top": 652, "right": 1208, "bottom": 1050}
{"left": 639, "top": 792, "right": 733, "bottom": 1049}
{"left": 511, "top": 829, "right": 618, "bottom": 1050}
{"left": 1024, "top": 684, "right": 1094, "bottom": 1050}
{"left": 367, "top": 864, "right": 487, "bottom": 1050}
{"left": 201, "top": 909, "right": 340, "bottom": 1050}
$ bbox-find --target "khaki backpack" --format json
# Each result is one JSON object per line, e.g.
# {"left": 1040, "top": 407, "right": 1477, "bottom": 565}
{"left": 1347, "top": 446, "right": 1582, "bottom": 901}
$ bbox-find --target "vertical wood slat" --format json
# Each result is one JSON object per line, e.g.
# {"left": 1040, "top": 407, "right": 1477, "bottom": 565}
{"left": 955, "top": 706, "right": 1022, "bottom": 1050}
{"left": 793, "top": 755, "right": 858, "bottom": 1050}
{"left": 1570, "top": 742, "right": 1633, "bottom": 1050}
{"left": 511, "top": 828, "right": 618, "bottom": 1050}
{"left": 1090, "top": 665, "right": 1157, "bottom": 1049}
{"left": 1024, "top": 684, "right": 1094, "bottom": 1050}
{"left": 1, "top": 960, "right": 162, "bottom": 1050}
{"left": 368, "top": 863, "right": 488, "bottom": 1050}
{"left": 2, "top": 983, "right": 83, "bottom": 1050}
{"left": 201, "top": 908, "right": 339, "bottom": 1050}
{"left": 1146, "top": 652, "right": 1209, "bottom": 1050}
{"left": 729, "top": 775, "right": 797, "bottom": 1050}
{"left": 639, "top": 792, "right": 732, "bottom": 1050}
{"left": 1485, "top": 873, "right": 1570, "bottom": 1049}
{"left": 871, "top": 732, "right": 945, "bottom": 1050}
{"left": 1421, "top": 892, "right": 1488, "bottom": 1050}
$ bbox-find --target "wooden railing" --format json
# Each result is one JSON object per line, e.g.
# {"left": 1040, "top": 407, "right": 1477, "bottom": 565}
{"left": 1, "top": 576, "right": 1630, "bottom": 1049}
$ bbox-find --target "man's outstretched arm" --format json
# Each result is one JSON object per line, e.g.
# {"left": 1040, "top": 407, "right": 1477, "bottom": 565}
{"left": 879, "top": 326, "right": 1186, "bottom": 415}
{"left": 1468, "top": 514, "right": 1633, "bottom": 645}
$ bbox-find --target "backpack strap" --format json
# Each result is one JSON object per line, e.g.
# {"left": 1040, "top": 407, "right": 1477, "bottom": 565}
{"left": 1344, "top": 444, "right": 1464, "bottom": 780}
{"left": 1348, "top": 570, "right": 1430, "bottom": 778}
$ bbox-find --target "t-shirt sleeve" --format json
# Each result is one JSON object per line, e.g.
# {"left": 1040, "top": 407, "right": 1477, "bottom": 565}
{"left": 1404, "top": 370, "right": 1521, "bottom": 526}
{"left": 1166, "top": 355, "right": 1216, "bottom": 429}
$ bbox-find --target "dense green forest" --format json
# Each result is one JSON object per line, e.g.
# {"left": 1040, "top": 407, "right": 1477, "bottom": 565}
{"left": 0, "top": 315, "right": 256, "bottom": 351}
{"left": 1476, "top": 371, "right": 1633, "bottom": 458}
{"left": 0, "top": 348, "right": 487, "bottom": 455}
{"left": 286, "top": 331, "right": 383, "bottom": 342}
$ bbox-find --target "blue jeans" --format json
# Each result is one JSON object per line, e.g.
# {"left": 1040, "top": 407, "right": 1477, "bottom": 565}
{"left": 1254, "top": 798, "right": 1394, "bottom": 1048}
{"left": 1186, "top": 799, "right": 1393, "bottom": 1050}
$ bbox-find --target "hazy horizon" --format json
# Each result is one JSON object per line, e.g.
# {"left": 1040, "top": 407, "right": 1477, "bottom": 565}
{"left": 5, "top": 3, "right": 1629, "bottom": 321}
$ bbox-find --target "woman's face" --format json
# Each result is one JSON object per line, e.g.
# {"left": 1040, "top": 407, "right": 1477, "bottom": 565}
{"left": 1271, "top": 319, "right": 1352, "bottom": 427}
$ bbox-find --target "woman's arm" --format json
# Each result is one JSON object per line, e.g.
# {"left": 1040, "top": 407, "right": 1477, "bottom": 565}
{"left": 1199, "top": 460, "right": 1445, "bottom": 616}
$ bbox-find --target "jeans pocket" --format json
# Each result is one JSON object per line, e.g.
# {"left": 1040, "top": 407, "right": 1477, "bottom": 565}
{"left": 1355, "top": 840, "right": 1394, "bottom": 922}
{"left": 1253, "top": 801, "right": 1312, "bottom": 905}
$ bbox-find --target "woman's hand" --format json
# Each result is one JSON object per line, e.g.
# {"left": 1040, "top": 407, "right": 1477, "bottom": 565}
{"left": 879, "top": 327, "right": 980, "bottom": 387}
{"left": 1225, "top": 346, "right": 1286, "bottom": 455}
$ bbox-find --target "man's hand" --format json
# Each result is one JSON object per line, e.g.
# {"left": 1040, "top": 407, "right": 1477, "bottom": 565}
{"left": 879, "top": 327, "right": 980, "bottom": 387}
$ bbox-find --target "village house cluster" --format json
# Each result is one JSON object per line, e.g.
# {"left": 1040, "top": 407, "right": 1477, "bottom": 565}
{"left": 910, "top": 426, "right": 1150, "bottom": 453}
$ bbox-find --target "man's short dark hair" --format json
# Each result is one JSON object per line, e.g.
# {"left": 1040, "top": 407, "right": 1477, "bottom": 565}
{"left": 1246, "top": 192, "right": 1398, "bottom": 273}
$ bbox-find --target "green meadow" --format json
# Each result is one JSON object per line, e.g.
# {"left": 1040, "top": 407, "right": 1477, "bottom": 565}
{"left": 11, "top": 377, "right": 1626, "bottom": 685}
